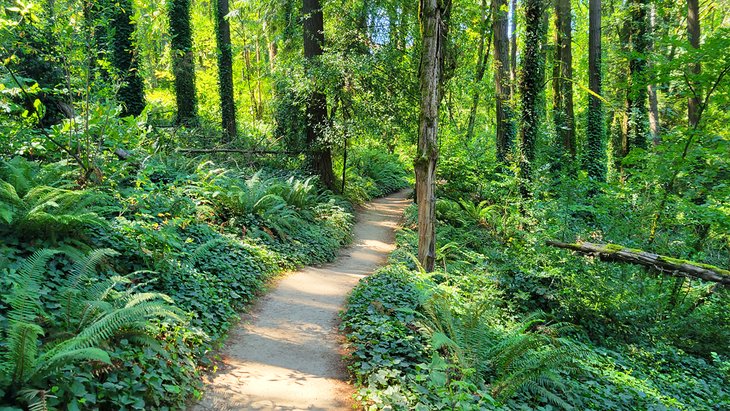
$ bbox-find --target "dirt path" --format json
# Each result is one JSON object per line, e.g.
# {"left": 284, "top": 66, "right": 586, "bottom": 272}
{"left": 191, "top": 190, "right": 411, "bottom": 411}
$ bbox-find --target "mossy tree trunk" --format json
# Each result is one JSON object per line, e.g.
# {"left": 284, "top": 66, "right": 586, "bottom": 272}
{"left": 169, "top": 0, "right": 198, "bottom": 127}
{"left": 518, "top": 0, "right": 547, "bottom": 196}
{"left": 215, "top": 0, "right": 237, "bottom": 141}
{"left": 627, "top": 0, "right": 648, "bottom": 150}
{"left": 585, "top": 0, "right": 605, "bottom": 182}
{"left": 552, "top": 0, "right": 575, "bottom": 163}
{"left": 303, "top": 0, "right": 336, "bottom": 191}
{"left": 111, "top": 0, "right": 146, "bottom": 117}
{"left": 415, "top": 0, "right": 451, "bottom": 272}
{"left": 493, "top": 0, "right": 515, "bottom": 164}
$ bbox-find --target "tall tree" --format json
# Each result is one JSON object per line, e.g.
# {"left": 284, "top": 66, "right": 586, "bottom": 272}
{"left": 510, "top": 0, "right": 517, "bottom": 95}
{"left": 552, "top": 0, "right": 575, "bottom": 161}
{"left": 493, "top": 0, "right": 515, "bottom": 163}
{"left": 687, "top": 0, "right": 701, "bottom": 128}
{"left": 111, "top": 0, "right": 145, "bottom": 117}
{"left": 215, "top": 0, "right": 237, "bottom": 140}
{"left": 303, "top": 0, "right": 336, "bottom": 190}
{"left": 627, "top": 0, "right": 648, "bottom": 150}
{"left": 647, "top": 4, "right": 660, "bottom": 144}
{"left": 518, "top": 0, "right": 547, "bottom": 196}
{"left": 169, "top": 0, "right": 198, "bottom": 126}
{"left": 585, "top": 0, "right": 605, "bottom": 181}
{"left": 465, "top": 0, "right": 490, "bottom": 141}
{"left": 415, "top": 0, "right": 451, "bottom": 272}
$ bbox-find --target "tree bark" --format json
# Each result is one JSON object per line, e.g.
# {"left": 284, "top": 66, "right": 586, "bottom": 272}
{"left": 585, "top": 0, "right": 605, "bottom": 181}
{"left": 215, "top": 0, "right": 237, "bottom": 140}
{"left": 546, "top": 240, "right": 730, "bottom": 286}
{"left": 169, "top": 0, "right": 198, "bottom": 126}
{"left": 518, "top": 0, "right": 547, "bottom": 196}
{"left": 647, "top": 4, "right": 660, "bottom": 144}
{"left": 627, "top": 0, "right": 648, "bottom": 150}
{"left": 303, "top": 0, "right": 336, "bottom": 191}
{"left": 465, "top": 0, "right": 491, "bottom": 141}
{"left": 416, "top": 0, "right": 451, "bottom": 272}
{"left": 494, "top": 0, "right": 515, "bottom": 163}
{"left": 552, "top": 0, "right": 575, "bottom": 161}
{"left": 687, "top": 0, "right": 701, "bottom": 128}
{"left": 111, "top": 0, "right": 146, "bottom": 117}
{"left": 509, "top": 0, "right": 517, "bottom": 97}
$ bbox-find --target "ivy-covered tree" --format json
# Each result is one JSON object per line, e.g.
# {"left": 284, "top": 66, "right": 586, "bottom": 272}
{"left": 493, "top": 0, "right": 515, "bottom": 164}
{"left": 110, "top": 0, "right": 145, "bottom": 117}
{"left": 215, "top": 0, "right": 236, "bottom": 140}
{"left": 168, "top": 0, "right": 198, "bottom": 126}
{"left": 627, "top": 0, "right": 649, "bottom": 150}
{"left": 518, "top": 0, "right": 547, "bottom": 195}
{"left": 585, "top": 0, "right": 605, "bottom": 182}
{"left": 552, "top": 0, "right": 575, "bottom": 162}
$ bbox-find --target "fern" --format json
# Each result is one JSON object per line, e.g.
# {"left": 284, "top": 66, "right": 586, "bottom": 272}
{"left": 0, "top": 178, "right": 106, "bottom": 239}
{"left": 0, "top": 249, "right": 184, "bottom": 409}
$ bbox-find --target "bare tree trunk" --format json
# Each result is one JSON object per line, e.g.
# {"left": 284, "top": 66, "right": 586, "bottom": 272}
{"left": 494, "top": 0, "right": 514, "bottom": 163}
{"left": 465, "top": 0, "right": 491, "bottom": 141}
{"left": 687, "top": 0, "right": 701, "bottom": 128}
{"left": 416, "top": 0, "right": 451, "bottom": 272}
{"left": 552, "top": 0, "right": 575, "bottom": 160}
{"left": 303, "top": 0, "right": 336, "bottom": 191}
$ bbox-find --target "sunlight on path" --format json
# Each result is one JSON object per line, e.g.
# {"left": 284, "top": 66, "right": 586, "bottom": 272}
{"left": 191, "top": 190, "right": 411, "bottom": 411}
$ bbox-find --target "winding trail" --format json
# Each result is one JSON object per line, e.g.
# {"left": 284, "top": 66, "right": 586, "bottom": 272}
{"left": 192, "top": 190, "right": 411, "bottom": 411}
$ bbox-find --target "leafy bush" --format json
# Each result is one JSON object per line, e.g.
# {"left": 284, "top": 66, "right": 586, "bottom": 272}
{"left": 340, "top": 148, "right": 409, "bottom": 203}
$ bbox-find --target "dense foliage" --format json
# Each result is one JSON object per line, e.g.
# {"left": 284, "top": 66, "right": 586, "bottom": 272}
{"left": 1, "top": 0, "right": 729, "bottom": 409}
{"left": 343, "top": 168, "right": 729, "bottom": 410}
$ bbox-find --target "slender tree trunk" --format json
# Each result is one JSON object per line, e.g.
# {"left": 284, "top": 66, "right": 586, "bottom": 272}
{"left": 263, "top": 20, "right": 278, "bottom": 71}
{"left": 303, "top": 0, "right": 336, "bottom": 191}
{"left": 552, "top": 0, "right": 575, "bottom": 161}
{"left": 494, "top": 0, "right": 515, "bottom": 163}
{"left": 466, "top": 0, "right": 491, "bottom": 141}
{"left": 111, "top": 0, "right": 145, "bottom": 116}
{"left": 169, "top": 0, "right": 198, "bottom": 126}
{"left": 586, "top": 0, "right": 605, "bottom": 181}
{"left": 647, "top": 4, "right": 660, "bottom": 144}
{"left": 687, "top": 0, "right": 701, "bottom": 128}
{"left": 510, "top": 0, "right": 517, "bottom": 97}
{"left": 627, "top": 0, "right": 648, "bottom": 150}
{"left": 518, "top": 0, "right": 547, "bottom": 196}
{"left": 215, "top": 0, "right": 237, "bottom": 140}
{"left": 415, "top": 0, "right": 451, "bottom": 272}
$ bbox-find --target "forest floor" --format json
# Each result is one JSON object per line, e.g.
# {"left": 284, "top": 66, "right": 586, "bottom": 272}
{"left": 191, "top": 190, "right": 411, "bottom": 411}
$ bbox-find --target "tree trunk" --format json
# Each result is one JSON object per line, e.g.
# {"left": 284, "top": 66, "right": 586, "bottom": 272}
{"left": 687, "top": 0, "right": 701, "bottom": 128}
{"left": 169, "top": 0, "right": 198, "bottom": 126}
{"left": 303, "top": 0, "right": 336, "bottom": 191}
{"left": 647, "top": 4, "right": 660, "bottom": 144}
{"left": 510, "top": 0, "right": 517, "bottom": 97}
{"left": 111, "top": 0, "right": 145, "bottom": 117}
{"left": 415, "top": 0, "right": 451, "bottom": 272}
{"left": 215, "top": 0, "right": 237, "bottom": 140}
{"left": 465, "top": 0, "right": 491, "bottom": 141}
{"left": 585, "top": 0, "right": 605, "bottom": 181}
{"left": 518, "top": 0, "right": 547, "bottom": 196}
{"left": 546, "top": 240, "right": 730, "bottom": 286}
{"left": 627, "top": 0, "right": 648, "bottom": 150}
{"left": 552, "top": 0, "right": 575, "bottom": 161}
{"left": 494, "top": 0, "right": 515, "bottom": 163}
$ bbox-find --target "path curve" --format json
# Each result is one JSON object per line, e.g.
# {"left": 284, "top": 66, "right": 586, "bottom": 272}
{"left": 192, "top": 190, "right": 411, "bottom": 411}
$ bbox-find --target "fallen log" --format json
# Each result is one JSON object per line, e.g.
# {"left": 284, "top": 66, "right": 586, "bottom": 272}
{"left": 546, "top": 240, "right": 730, "bottom": 286}
{"left": 177, "top": 148, "right": 300, "bottom": 155}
